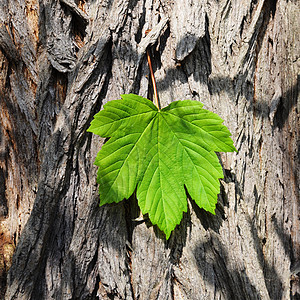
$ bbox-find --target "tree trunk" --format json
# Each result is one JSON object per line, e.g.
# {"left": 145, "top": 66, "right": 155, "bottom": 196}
{"left": 0, "top": 0, "right": 299, "bottom": 299}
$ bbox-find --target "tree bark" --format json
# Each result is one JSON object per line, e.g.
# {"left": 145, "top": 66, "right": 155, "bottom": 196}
{"left": 0, "top": 0, "right": 299, "bottom": 299}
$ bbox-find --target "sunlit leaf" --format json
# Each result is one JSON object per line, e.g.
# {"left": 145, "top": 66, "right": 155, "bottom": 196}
{"left": 88, "top": 94, "right": 236, "bottom": 238}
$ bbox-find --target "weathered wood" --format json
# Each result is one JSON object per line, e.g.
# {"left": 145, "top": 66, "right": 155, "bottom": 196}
{"left": 0, "top": 0, "right": 299, "bottom": 299}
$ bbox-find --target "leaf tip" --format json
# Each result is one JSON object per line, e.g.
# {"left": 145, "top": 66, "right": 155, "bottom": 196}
{"left": 165, "top": 231, "right": 172, "bottom": 240}
{"left": 210, "top": 208, "right": 217, "bottom": 215}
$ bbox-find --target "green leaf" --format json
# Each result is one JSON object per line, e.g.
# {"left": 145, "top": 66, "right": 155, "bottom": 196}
{"left": 88, "top": 94, "right": 237, "bottom": 239}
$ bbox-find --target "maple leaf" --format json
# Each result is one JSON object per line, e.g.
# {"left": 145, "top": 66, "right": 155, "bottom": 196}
{"left": 87, "top": 94, "right": 237, "bottom": 238}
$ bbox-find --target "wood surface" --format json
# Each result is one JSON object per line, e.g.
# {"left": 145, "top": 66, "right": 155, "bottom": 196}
{"left": 0, "top": 0, "right": 299, "bottom": 299}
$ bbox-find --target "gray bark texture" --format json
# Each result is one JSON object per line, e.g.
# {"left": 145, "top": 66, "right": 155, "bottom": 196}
{"left": 0, "top": 0, "right": 299, "bottom": 299}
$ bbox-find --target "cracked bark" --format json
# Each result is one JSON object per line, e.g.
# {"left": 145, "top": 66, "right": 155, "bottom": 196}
{"left": 0, "top": 0, "right": 299, "bottom": 299}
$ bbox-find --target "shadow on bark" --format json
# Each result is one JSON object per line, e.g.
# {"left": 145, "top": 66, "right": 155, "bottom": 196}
{"left": 193, "top": 169, "right": 288, "bottom": 299}
{"left": 248, "top": 214, "right": 283, "bottom": 299}
{"left": 192, "top": 209, "right": 291, "bottom": 299}
{"left": 194, "top": 238, "right": 263, "bottom": 300}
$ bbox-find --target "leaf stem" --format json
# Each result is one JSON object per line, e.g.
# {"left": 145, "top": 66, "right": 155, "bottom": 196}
{"left": 145, "top": 30, "right": 160, "bottom": 110}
